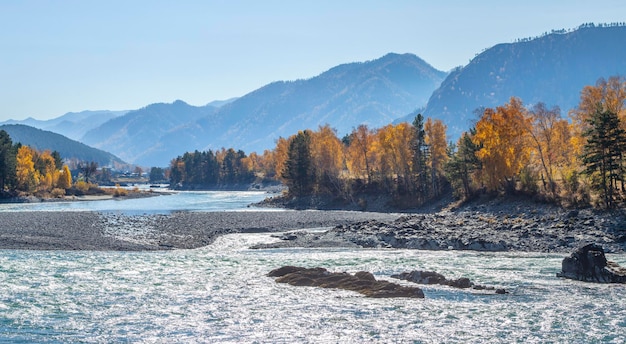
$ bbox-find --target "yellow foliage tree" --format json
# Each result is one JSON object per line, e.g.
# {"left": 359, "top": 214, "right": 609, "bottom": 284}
{"left": 346, "top": 125, "right": 375, "bottom": 183}
{"left": 16, "top": 146, "right": 40, "bottom": 192}
{"left": 374, "top": 123, "right": 414, "bottom": 190}
{"left": 473, "top": 97, "right": 533, "bottom": 192}
{"left": 36, "top": 150, "right": 59, "bottom": 192}
{"left": 57, "top": 165, "right": 73, "bottom": 189}
{"left": 309, "top": 125, "right": 345, "bottom": 193}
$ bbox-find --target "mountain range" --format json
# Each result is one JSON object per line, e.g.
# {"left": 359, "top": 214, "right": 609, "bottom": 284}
{"left": 76, "top": 53, "right": 446, "bottom": 166}
{"left": 3, "top": 24, "right": 626, "bottom": 167}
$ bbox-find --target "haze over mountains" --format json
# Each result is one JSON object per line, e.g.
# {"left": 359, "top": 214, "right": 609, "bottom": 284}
{"left": 3, "top": 24, "right": 626, "bottom": 168}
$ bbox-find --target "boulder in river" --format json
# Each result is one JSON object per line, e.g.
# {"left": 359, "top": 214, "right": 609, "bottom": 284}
{"left": 557, "top": 243, "right": 626, "bottom": 283}
{"left": 268, "top": 266, "right": 424, "bottom": 298}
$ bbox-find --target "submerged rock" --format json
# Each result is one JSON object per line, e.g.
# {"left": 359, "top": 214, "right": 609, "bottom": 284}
{"left": 391, "top": 270, "right": 507, "bottom": 294}
{"left": 268, "top": 266, "right": 424, "bottom": 298}
{"left": 557, "top": 243, "right": 626, "bottom": 283}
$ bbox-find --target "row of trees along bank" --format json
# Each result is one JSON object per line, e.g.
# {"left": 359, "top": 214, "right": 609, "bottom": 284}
{"left": 0, "top": 130, "right": 73, "bottom": 197}
{"left": 169, "top": 76, "right": 626, "bottom": 209}
{"left": 0, "top": 130, "right": 132, "bottom": 199}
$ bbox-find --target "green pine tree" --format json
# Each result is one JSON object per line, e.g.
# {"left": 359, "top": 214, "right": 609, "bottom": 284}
{"left": 282, "top": 130, "right": 314, "bottom": 197}
{"left": 582, "top": 106, "right": 626, "bottom": 208}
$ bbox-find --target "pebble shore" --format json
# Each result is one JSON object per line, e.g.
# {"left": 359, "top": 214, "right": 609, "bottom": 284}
{"left": 0, "top": 210, "right": 398, "bottom": 251}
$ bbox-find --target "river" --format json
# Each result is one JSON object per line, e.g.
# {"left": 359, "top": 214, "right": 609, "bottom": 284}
{"left": 0, "top": 191, "right": 625, "bottom": 343}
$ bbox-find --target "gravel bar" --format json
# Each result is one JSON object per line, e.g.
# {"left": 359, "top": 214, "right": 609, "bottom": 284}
{"left": 0, "top": 210, "right": 400, "bottom": 251}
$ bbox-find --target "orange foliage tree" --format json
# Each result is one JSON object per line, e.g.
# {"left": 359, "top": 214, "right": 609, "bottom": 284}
{"left": 473, "top": 97, "right": 533, "bottom": 192}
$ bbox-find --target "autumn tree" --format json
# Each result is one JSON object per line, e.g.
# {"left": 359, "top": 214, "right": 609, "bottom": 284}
{"left": 473, "top": 97, "right": 533, "bottom": 192}
{"left": 57, "top": 165, "right": 73, "bottom": 189}
{"left": 309, "top": 125, "right": 345, "bottom": 194}
{"left": 35, "top": 150, "right": 59, "bottom": 192}
{"left": 273, "top": 137, "right": 290, "bottom": 183}
{"left": 16, "top": 146, "right": 39, "bottom": 192}
{"left": 581, "top": 106, "right": 626, "bottom": 208}
{"left": 527, "top": 103, "right": 573, "bottom": 196}
{"left": 345, "top": 125, "right": 375, "bottom": 183}
{"left": 570, "top": 76, "right": 626, "bottom": 157}
{"left": 424, "top": 118, "right": 448, "bottom": 196}
{"left": 374, "top": 123, "right": 414, "bottom": 194}
{"left": 282, "top": 130, "right": 314, "bottom": 196}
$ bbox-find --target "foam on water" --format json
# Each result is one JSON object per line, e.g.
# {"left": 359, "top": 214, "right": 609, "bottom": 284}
{"left": 0, "top": 231, "right": 625, "bottom": 343}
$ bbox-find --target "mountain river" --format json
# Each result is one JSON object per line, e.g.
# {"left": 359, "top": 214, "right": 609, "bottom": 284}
{"left": 0, "top": 191, "right": 624, "bottom": 343}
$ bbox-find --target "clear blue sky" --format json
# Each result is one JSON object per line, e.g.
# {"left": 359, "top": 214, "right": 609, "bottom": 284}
{"left": 1, "top": 0, "right": 624, "bottom": 121}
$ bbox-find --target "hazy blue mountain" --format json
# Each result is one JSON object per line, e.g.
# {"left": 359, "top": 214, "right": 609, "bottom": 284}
{"left": 0, "top": 124, "right": 125, "bottom": 166}
{"left": 80, "top": 100, "right": 218, "bottom": 164}
{"left": 417, "top": 24, "right": 626, "bottom": 137}
{"left": 134, "top": 53, "right": 446, "bottom": 166}
{"left": 0, "top": 110, "right": 127, "bottom": 141}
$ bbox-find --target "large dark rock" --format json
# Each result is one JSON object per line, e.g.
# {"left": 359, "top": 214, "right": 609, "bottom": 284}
{"left": 557, "top": 243, "right": 626, "bottom": 283}
{"left": 268, "top": 266, "right": 424, "bottom": 298}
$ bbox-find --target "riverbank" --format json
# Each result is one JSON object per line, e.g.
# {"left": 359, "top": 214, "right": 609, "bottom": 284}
{"left": 0, "top": 210, "right": 399, "bottom": 251}
{"left": 253, "top": 196, "right": 626, "bottom": 253}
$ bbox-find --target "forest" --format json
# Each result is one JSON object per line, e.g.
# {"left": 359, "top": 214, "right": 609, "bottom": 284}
{"left": 169, "top": 76, "right": 626, "bottom": 209}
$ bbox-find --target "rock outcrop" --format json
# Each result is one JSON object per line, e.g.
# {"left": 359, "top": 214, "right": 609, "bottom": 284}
{"left": 391, "top": 270, "right": 507, "bottom": 294}
{"left": 268, "top": 266, "right": 424, "bottom": 298}
{"left": 557, "top": 243, "right": 626, "bottom": 283}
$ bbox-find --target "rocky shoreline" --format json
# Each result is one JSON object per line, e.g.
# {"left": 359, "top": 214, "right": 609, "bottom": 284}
{"left": 1, "top": 196, "right": 626, "bottom": 253}
{"left": 253, "top": 197, "right": 626, "bottom": 253}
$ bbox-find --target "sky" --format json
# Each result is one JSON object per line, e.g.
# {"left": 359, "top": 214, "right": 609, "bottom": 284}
{"left": 1, "top": 0, "right": 625, "bottom": 121}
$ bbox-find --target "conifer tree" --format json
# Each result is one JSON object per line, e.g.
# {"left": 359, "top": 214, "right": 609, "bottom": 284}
{"left": 582, "top": 106, "right": 626, "bottom": 208}
{"left": 0, "top": 130, "right": 14, "bottom": 191}
{"left": 282, "top": 130, "right": 314, "bottom": 196}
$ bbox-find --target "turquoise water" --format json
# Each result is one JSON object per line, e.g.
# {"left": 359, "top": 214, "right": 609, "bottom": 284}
{"left": 0, "top": 190, "right": 272, "bottom": 214}
{"left": 0, "top": 191, "right": 625, "bottom": 343}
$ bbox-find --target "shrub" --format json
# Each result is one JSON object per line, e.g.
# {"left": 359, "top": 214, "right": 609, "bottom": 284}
{"left": 50, "top": 188, "right": 66, "bottom": 198}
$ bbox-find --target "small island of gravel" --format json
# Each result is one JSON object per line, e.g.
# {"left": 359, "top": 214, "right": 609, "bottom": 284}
{"left": 0, "top": 210, "right": 399, "bottom": 251}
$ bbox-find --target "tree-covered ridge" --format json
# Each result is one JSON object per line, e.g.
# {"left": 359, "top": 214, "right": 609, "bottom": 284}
{"left": 171, "top": 76, "right": 626, "bottom": 210}
{"left": 421, "top": 24, "right": 626, "bottom": 138}
{"left": 0, "top": 124, "right": 125, "bottom": 167}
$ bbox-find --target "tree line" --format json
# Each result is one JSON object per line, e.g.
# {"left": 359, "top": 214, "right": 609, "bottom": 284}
{"left": 0, "top": 130, "right": 73, "bottom": 197}
{"left": 169, "top": 148, "right": 257, "bottom": 189}
{"left": 170, "top": 76, "right": 626, "bottom": 209}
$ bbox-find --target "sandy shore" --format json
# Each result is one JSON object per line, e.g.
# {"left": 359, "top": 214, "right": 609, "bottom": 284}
{"left": 0, "top": 210, "right": 399, "bottom": 251}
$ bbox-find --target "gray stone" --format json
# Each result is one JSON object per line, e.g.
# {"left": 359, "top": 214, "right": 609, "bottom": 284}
{"left": 557, "top": 243, "right": 626, "bottom": 283}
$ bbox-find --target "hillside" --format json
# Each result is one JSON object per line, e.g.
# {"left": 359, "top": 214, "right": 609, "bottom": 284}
{"left": 135, "top": 53, "right": 446, "bottom": 166}
{"left": 417, "top": 24, "right": 626, "bottom": 137}
{"left": 0, "top": 124, "right": 125, "bottom": 167}
{"left": 80, "top": 100, "right": 218, "bottom": 164}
